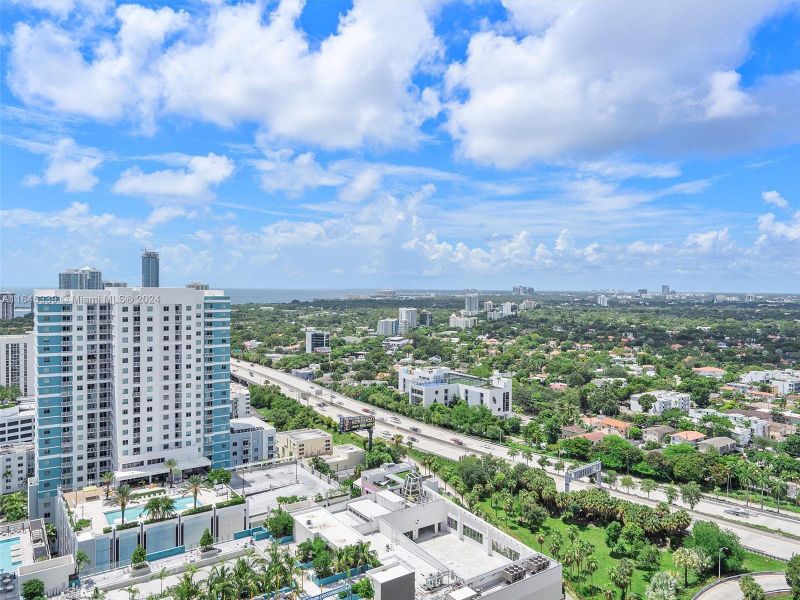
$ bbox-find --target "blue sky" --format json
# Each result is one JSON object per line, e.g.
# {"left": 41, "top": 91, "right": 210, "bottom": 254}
{"left": 2, "top": 0, "right": 800, "bottom": 292}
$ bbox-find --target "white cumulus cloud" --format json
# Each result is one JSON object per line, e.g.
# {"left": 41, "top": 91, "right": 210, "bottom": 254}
{"left": 112, "top": 153, "right": 234, "bottom": 202}
{"left": 762, "top": 190, "right": 788, "bottom": 208}
{"left": 23, "top": 137, "right": 104, "bottom": 192}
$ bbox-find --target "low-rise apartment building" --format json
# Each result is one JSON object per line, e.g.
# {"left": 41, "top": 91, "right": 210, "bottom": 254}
{"left": 398, "top": 367, "right": 512, "bottom": 417}
{"left": 230, "top": 416, "right": 276, "bottom": 466}
{"left": 276, "top": 428, "right": 332, "bottom": 459}
{"left": 630, "top": 390, "right": 691, "bottom": 414}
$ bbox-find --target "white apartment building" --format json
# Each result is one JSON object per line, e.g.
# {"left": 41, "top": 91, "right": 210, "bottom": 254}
{"left": 305, "top": 329, "right": 330, "bottom": 353}
{"left": 597, "top": 295, "right": 608, "bottom": 307}
{"left": 377, "top": 318, "right": 399, "bottom": 336}
{"left": 0, "top": 332, "right": 36, "bottom": 398}
{"left": 0, "top": 402, "right": 36, "bottom": 493}
{"left": 1, "top": 443, "right": 34, "bottom": 494}
{"left": 398, "top": 366, "right": 512, "bottom": 417}
{"left": 501, "top": 302, "right": 515, "bottom": 317}
{"left": 630, "top": 390, "right": 691, "bottom": 414}
{"left": 398, "top": 308, "right": 418, "bottom": 334}
{"left": 230, "top": 381, "right": 251, "bottom": 418}
{"left": 483, "top": 301, "right": 494, "bottom": 313}
{"left": 449, "top": 314, "right": 477, "bottom": 329}
{"left": 741, "top": 369, "right": 800, "bottom": 396}
{"left": 0, "top": 402, "right": 36, "bottom": 445}
{"left": 31, "top": 287, "right": 231, "bottom": 521}
{"left": 465, "top": 294, "right": 480, "bottom": 315}
{"left": 230, "top": 416, "right": 276, "bottom": 466}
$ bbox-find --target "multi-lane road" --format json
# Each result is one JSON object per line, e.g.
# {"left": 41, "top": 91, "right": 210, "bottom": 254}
{"left": 231, "top": 358, "right": 800, "bottom": 560}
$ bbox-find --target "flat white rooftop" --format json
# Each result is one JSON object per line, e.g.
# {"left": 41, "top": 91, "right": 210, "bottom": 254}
{"left": 348, "top": 498, "right": 391, "bottom": 520}
{"left": 371, "top": 563, "right": 414, "bottom": 583}
{"left": 280, "top": 429, "right": 329, "bottom": 441}
{"left": 230, "top": 416, "right": 274, "bottom": 431}
{"left": 417, "top": 530, "right": 510, "bottom": 580}
{"left": 300, "top": 508, "right": 365, "bottom": 549}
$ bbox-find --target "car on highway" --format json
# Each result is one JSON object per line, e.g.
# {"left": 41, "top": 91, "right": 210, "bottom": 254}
{"left": 380, "top": 430, "right": 391, "bottom": 437}
{"left": 409, "top": 426, "right": 420, "bottom": 433}
{"left": 409, "top": 436, "right": 418, "bottom": 442}
{"left": 451, "top": 438, "right": 464, "bottom": 446}
{"left": 362, "top": 408, "right": 373, "bottom": 414}
{"left": 390, "top": 416, "right": 401, "bottom": 424}
{"left": 724, "top": 509, "right": 750, "bottom": 517}
{"left": 317, "top": 403, "right": 325, "bottom": 408}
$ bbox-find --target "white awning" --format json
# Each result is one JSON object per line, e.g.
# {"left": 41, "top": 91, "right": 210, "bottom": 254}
{"left": 115, "top": 463, "right": 169, "bottom": 481}
{"left": 114, "top": 456, "right": 211, "bottom": 481}
{"left": 177, "top": 456, "right": 211, "bottom": 470}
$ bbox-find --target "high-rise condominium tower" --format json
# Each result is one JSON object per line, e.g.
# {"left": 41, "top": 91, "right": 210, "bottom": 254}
{"left": 31, "top": 286, "right": 231, "bottom": 519}
{"left": 142, "top": 250, "right": 160, "bottom": 287}
{"left": 59, "top": 267, "right": 103, "bottom": 290}
{"left": 398, "top": 307, "right": 418, "bottom": 334}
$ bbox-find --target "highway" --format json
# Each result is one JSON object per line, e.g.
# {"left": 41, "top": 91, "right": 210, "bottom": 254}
{"left": 231, "top": 358, "right": 800, "bottom": 560}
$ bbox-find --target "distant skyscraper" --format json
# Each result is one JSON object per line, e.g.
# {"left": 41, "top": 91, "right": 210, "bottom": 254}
{"left": 419, "top": 310, "right": 433, "bottom": 326}
{"left": 597, "top": 294, "right": 608, "bottom": 307}
{"left": 398, "top": 307, "right": 418, "bottom": 334}
{"left": 59, "top": 267, "right": 103, "bottom": 289}
{"left": 142, "top": 250, "right": 160, "bottom": 287}
{"left": 0, "top": 293, "right": 14, "bottom": 320}
{"left": 661, "top": 284, "right": 670, "bottom": 295}
{"left": 465, "top": 293, "right": 480, "bottom": 314}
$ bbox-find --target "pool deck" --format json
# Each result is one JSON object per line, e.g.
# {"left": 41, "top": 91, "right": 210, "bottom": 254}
{"left": 0, "top": 530, "right": 35, "bottom": 572}
{"left": 66, "top": 484, "right": 226, "bottom": 535}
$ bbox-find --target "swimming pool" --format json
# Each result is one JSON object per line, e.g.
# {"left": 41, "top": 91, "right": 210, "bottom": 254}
{"left": 104, "top": 496, "right": 200, "bottom": 525}
{"left": 0, "top": 537, "right": 21, "bottom": 573}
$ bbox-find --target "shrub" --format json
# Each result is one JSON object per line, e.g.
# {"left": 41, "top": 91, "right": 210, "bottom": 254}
{"left": 266, "top": 508, "right": 294, "bottom": 538}
{"left": 352, "top": 577, "right": 375, "bottom": 599}
{"left": 199, "top": 528, "right": 214, "bottom": 551}
{"left": 131, "top": 545, "right": 147, "bottom": 569}
{"left": 21, "top": 579, "right": 45, "bottom": 600}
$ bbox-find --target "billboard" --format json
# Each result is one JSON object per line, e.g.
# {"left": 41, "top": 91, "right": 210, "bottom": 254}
{"left": 339, "top": 415, "right": 375, "bottom": 432}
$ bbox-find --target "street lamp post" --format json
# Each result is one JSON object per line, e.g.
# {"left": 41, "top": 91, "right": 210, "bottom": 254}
{"left": 718, "top": 547, "right": 728, "bottom": 579}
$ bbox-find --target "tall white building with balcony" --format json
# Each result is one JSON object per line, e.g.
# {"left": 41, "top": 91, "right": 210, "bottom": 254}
{"left": 398, "top": 366, "right": 512, "bottom": 417}
{"left": 398, "top": 307, "right": 418, "bottom": 334}
{"left": 31, "top": 287, "right": 231, "bottom": 520}
{"left": 0, "top": 332, "right": 36, "bottom": 397}
{"left": 377, "top": 318, "right": 399, "bottom": 336}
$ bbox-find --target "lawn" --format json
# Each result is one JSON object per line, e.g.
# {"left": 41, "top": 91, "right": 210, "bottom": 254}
{"left": 477, "top": 498, "right": 786, "bottom": 600}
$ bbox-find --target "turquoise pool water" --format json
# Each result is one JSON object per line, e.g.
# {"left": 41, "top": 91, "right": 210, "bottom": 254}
{"left": 0, "top": 537, "right": 21, "bottom": 573}
{"left": 104, "top": 496, "right": 200, "bottom": 525}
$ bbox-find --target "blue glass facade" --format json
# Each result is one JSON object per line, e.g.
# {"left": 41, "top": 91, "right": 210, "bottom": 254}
{"left": 204, "top": 296, "right": 231, "bottom": 468}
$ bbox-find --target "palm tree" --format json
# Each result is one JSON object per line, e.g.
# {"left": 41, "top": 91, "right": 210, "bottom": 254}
{"left": 536, "top": 533, "right": 546, "bottom": 552}
{"left": 170, "top": 568, "right": 202, "bottom": 600}
{"left": 508, "top": 447, "right": 519, "bottom": 462}
{"left": 585, "top": 556, "right": 598, "bottom": 591}
{"left": 770, "top": 477, "right": 788, "bottom": 514}
{"left": 123, "top": 586, "right": 139, "bottom": 600}
{"left": 76, "top": 549, "right": 91, "bottom": 576}
{"left": 640, "top": 479, "right": 657, "bottom": 499}
{"left": 113, "top": 484, "right": 133, "bottom": 524}
{"left": 185, "top": 475, "right": 210, "bottom": 509}
{"left": 352, "top": 541, "right": 379, "bottom": 568}
{"left": 100, "top": 472, "right": 115, "bottom": 500}
{"left": 165, "top": 458, "right": 179, "bottom": 487}
{"left": 152, "top": 567, "right": 169, "bottom": 596}
{"left": 90, "top": 588, "right": 107, "bottom": 600}
{"left": 521, "top": 447, "right": 533, "bottom": 465}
